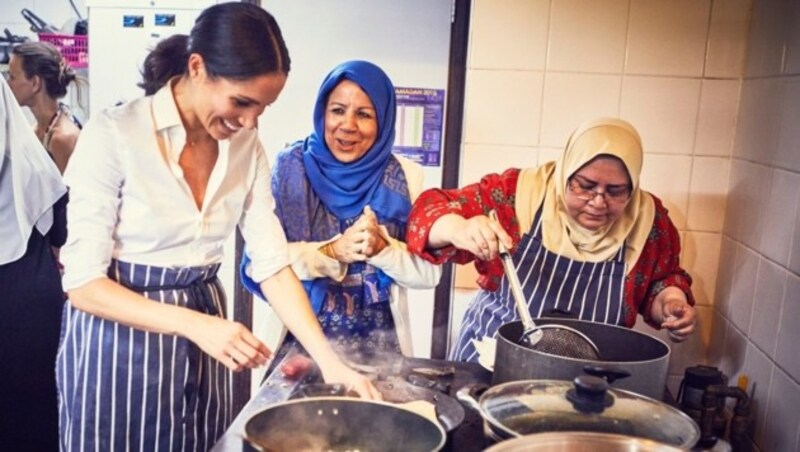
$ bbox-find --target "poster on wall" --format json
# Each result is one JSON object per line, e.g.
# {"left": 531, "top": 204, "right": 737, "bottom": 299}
{"left": 392, "top": 87, "right": 445, "bottom": 167}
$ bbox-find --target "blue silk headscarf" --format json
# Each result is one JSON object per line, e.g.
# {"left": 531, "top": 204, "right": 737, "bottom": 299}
{"left": 302, "top": 60, "right": 408, "bottom": 222}
{"left": 241, "top": 61, "right": 411, "bottom": 313}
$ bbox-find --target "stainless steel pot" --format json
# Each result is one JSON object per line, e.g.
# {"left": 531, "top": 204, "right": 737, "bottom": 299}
{"left": 244, "top": 397, "right": 446, "bottom": 451}
{"left": 485, "top": 432, "right": 685, "bottom": 451}
{"left": 457, "top": 375, "right": 700, "bottom": 450}
{"left": 494, "top": 319, "right": 670, "bottom": 399}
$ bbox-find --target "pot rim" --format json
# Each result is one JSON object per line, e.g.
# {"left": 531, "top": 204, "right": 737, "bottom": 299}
{"left": 244, "top": 396, "right": 447, "bottom": 450}
{"left": 485, "top": 431, "right": 686, "bottom": 451}
{"left": 475, "top": 378, "right": 700, "bottom": 449}
{"left": 497, "top": 319, "right": 672, "bottom": 365}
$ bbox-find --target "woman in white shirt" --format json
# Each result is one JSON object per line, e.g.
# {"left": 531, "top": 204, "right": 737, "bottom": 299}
{"left": 241, "top": 61, "right": 440, "bottom": 359}
{"left": 57, "top": 4, "right": 378, "bottom": 451}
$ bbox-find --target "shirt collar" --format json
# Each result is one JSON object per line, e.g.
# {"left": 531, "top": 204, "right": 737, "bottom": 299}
{"left": 152, "top": 77, "right": 184, "bottom": 134}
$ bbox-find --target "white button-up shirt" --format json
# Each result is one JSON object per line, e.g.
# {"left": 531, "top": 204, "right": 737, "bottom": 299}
{"left": 61, "top": 81, "right": 288, "bottom": 290}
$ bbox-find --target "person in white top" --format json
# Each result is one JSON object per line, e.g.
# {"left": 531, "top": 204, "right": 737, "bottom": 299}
{"left": 241, "top": 60, "right": 441, "bottom": 360}
{"left": 0, "top": 76, "right": 68, "bottom": 452}
{"left": 57, "top": 4, "right": 379, "bottom": 451}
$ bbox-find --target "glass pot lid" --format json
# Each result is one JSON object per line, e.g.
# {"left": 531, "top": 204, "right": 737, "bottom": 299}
{"left": 479, "top": 376, "right": 700, "bottom": 449}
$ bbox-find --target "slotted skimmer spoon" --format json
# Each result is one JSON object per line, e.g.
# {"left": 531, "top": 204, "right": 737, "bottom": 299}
{"left": 489, "top": 210, "right": 601, "bottom": 360}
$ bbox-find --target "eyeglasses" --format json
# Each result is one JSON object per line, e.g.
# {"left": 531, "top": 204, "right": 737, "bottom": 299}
{"left": 567, "top": 178, "right": 631, "bottom": 203}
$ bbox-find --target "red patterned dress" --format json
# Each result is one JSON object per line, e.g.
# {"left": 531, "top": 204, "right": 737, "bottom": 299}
{"left": 406, "top": 168, "right": 694, "bottom": 330}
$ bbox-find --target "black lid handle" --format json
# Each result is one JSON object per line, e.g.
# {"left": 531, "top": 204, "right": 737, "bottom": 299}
{"left": 566, "top": 375, "right": 614, "bottom": 413}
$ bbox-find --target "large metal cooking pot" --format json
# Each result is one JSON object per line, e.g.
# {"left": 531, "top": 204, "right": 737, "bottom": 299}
{"left": 457, "top": 375, "right": 700, "bottom": 450}
{"left": 485, "top": 432, "right": 684, "bottom": 451}
{"left": 244, "top": 397, "right": 446, "bottom": 451}
{"left": 494, "top": 319, "right": 670, "bottom": 399}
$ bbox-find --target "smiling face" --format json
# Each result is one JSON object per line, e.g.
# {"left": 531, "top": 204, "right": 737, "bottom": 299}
{"left": 189, "top": 54, "right": 287, "bottom": 140}
{"left": 323, "top": 79, "right": 378, "bottom": 163}
{"left": 564, "top": 155, "right": 632, "bottom": 230}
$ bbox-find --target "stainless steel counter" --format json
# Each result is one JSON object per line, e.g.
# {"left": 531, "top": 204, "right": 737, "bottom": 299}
{"left": 210, "top": 347, "right": 308, "bottom": 452}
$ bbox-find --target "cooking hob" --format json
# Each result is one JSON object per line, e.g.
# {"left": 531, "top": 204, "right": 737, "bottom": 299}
{"left": 210, "top": 343, "right": 492, "bottom": 452}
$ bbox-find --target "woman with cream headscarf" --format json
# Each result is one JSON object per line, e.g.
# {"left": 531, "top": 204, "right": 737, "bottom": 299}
{"left": 407, "top": 117, "right": 696, "bottom": 363}
{"left": 0, "top": 77, "right": 68, "bottom": 450}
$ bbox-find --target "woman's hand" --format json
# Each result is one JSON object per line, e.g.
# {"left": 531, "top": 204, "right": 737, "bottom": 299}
{"left": 447, "top": 214, "right": 513, "bottom": 261}
{"left": 652, "top": 287, "right": 696, "bottom": 342}
{"left": 185, "top": 312, "right": 272, "bottom": 372}
{"left": 317, "top": 359, "right": 383, "bottom": 400}
{"left": 330, "top": 206, "right": 388, "bottom": 262}
{"left": 359, "top": 206, "right": 388, "bottom": 257}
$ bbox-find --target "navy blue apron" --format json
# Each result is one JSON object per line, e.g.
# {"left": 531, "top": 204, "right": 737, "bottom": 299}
{"left": 450, "top": 208, "right": 627, "bottom": 362}
{"left": 56, "top": 260, "right": 230, "bottom": 452}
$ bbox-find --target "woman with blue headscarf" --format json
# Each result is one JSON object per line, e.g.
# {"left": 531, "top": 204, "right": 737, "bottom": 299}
{"left": 242, "top": 60, "right": 440, "bottom": 358}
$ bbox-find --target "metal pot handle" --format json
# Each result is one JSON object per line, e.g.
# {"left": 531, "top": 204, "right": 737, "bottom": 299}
{"left": 583, "top": 365, "right": 632, "bottom": 384}
{"left": 455, "top": 383, "right": 488, "bottom": 414}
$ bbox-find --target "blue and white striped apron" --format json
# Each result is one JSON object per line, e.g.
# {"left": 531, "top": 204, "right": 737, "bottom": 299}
{"left": 56, "top": 260, "right": 231, "bottom": 452}
{"left": 451, "top": 208, "right": 628, "bottom": 362}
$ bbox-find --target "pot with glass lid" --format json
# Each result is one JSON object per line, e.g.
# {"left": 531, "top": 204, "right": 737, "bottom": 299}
{"left": 457, "top": 375, "right": 700, "bottom": 450}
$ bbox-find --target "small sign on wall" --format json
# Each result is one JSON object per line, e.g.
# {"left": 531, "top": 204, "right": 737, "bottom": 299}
{"left": 393, "top": 87, "right": 445, "bottom": 167}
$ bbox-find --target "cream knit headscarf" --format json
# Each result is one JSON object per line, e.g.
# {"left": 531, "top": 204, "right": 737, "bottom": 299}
{"left": 515, "top": 117, "right": 655, "bottom": 271}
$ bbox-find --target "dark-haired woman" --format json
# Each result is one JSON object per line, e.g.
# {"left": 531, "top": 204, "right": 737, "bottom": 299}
{"left": 56, "top": 4, "right": 378, "bottom": 451}
{"left": 8, "top": 41, "right": 82, "bottom": 174}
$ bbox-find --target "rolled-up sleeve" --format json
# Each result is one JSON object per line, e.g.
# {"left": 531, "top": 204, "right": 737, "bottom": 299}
{"left": 61, "top": 112, "right": 123, "bottom": 290}
{"left": 239, "top": 141, "right": 290, "bottom": 284}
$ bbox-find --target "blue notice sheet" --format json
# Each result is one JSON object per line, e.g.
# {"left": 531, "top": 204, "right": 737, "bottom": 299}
{"left": 393, "top": 87, "right": 445, "bottom": 167}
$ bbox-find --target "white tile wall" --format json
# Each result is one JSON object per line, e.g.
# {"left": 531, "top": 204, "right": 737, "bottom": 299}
{"left": 705, "top": 0, "right": 751, "bottom": 78}
{"left": 639, "top": 153, "right": 691, "bottom": 229}
{"left": 707, "top": 309, "right": 728, "bottom": 367}
{"left": 734, "top": 78, "right": 783, "bottom": 164}
{"left": 775, "top": 273, "right": 800, "bottom": 382}
{"left": 727, "top": 245, "right": 758, "bottom": 331}
{"left": 786, "top": 2, "right": 800, "bottom": 75}
{"left": 724, "top": 160, "right": 773, "bottom": 250}
{"left": 759, "top": 169, "right": 800, "bottom": 266}
{"left": 714, "top": 2, "right": 800, "bottom": 447}
{"left": 537, "top": 146, "right": 563, "bottom": 165}
{"left": 740, "top": 342, "right": 775, "bottom": 446}
{"left": 681, "top": 231, "right": 720, "bottom": 307}
{"left": 695, "top": 79, "right": 740, "bottom": 157}
{"left": 463, "top": 69, "right": 544, "bottom": 146}
{"left": 762, "top": 368, "right": 800, "bottom": 451}
{"left": 625, "top": 0, "right": 710, "bottom": 77}
{"left": 687, "top": 157, "right": 730, "bottom": 232}
{"left": 460, "top": 143, "right": 537, "bottom": 185}
{"left": 469, "top": 0, "right": 550, "bottom": 70}
{"left": 714, "top": 237, "right": 737, "bottom": 317}
{"left": 546, "top": 0, "right": 628, "bottom": 73}
{"left": 776, "top": 78, "right": 800, "bottom": 173}
{"left": 792, "top": 195, "right": 800, "bottom": 275}
{"left": 748, "top": 258, "right": 787, "bottom": 357}
{"left": 744, "top": 0, "right": 793, "bottom": 78}
{"left": 620, "top": 76, "right": 701, "bottom": 155}
{"left": 540, "top": 72, "right": 622, "bottom": 147}
{"left": 718, "top": 318, "right": 747, "bottom": 382}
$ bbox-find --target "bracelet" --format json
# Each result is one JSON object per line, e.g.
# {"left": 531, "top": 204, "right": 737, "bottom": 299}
{"left": 319, "top": 242, "right": 336, "bottom": 259}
